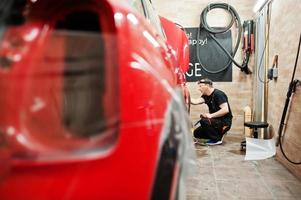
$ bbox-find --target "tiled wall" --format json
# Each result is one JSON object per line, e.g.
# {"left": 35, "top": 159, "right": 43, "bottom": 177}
{"left": 268, "top": 0, "right": 301, "bottom": 179}
{"left": 153, "top": 0, "right": 301, "bottom": 179}
{"left": 152, "top": 0, "right": 256, "bottom": 134}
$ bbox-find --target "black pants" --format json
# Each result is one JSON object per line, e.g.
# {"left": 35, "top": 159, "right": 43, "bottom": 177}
{"left": 193, "top": 118, "right": 230, "bottom": 141}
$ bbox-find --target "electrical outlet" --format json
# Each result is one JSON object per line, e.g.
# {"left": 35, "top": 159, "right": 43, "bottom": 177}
{"left": 268, "top": 68, "right": 273, "bottom": 80}
{"left": 273, "top": 68, "right": 278, "bottom": 79}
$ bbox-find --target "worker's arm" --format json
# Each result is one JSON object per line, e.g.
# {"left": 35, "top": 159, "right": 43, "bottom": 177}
{"left": 190, "top": 97, "right": 204, "bottom": 105}
{"left": 201, "top": 102, "right": 229, "bottom": 118}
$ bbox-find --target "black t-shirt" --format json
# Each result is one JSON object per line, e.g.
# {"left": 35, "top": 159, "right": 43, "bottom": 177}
{"left": 202, "top": 89, "right": 233, "bottom": 123}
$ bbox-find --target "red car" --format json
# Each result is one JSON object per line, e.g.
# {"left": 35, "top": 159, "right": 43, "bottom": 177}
{"left": 0, "top": 0, "right": 191, "bottom": 199}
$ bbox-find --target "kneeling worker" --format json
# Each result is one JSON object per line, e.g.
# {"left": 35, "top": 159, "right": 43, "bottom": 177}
{"left": 191, "top": 78, "right": 232, "bottom": 145}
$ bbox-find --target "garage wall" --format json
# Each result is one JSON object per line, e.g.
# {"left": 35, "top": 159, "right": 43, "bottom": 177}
{"left": 268, "top": 0, "right": 301, "bottom": 179}
{"left": 152, "top": 0, "right": 256, "bottom": 134}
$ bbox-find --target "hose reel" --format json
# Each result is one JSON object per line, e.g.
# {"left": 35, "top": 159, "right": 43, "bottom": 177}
{"left": 197, "top": 3, "right": 252, "bottom": 74}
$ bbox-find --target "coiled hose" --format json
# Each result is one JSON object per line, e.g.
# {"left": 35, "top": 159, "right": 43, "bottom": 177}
{"left": 197, "top": 3, "right": 251, "bottom": 74}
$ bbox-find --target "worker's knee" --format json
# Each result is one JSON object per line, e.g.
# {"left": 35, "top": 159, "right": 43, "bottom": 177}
{"left": 193, "top": 127, "right": 201, "bottom": 138}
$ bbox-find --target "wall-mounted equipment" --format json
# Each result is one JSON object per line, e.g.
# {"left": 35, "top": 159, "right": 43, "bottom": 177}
{"left": 241, "top": 20, "right": 255, "bottom": 74}
{"left": 268, "top": 55, "right": 278, "bottom": 80}
{"left": 243, "top": 20, "right": 255, "bottom": 53}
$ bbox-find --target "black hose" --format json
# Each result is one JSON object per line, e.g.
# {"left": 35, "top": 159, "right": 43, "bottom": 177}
{"left": 197, "top": 3, "right": 251, "bottom": 74}
{"left": 277, "top": 33, "right": 301, "bottom": 165}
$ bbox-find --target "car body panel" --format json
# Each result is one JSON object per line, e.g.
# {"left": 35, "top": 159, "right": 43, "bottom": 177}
{"left": 160, "top": 16, "right": 190, "bottom": 76}
{"left": 0, "top": 0, "right": 192, "bottom": 199}
{"left": 160, "top": 16, "right": 191, "bottom": 111}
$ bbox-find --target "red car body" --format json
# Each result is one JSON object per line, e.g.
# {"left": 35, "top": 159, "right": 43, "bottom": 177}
{"left": 0, "top": 0, "right": 191, "bottom": 199}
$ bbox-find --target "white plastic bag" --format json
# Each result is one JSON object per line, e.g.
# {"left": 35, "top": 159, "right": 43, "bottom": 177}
{"left": 244, "top": 137, "right": 276, "bottom": 161}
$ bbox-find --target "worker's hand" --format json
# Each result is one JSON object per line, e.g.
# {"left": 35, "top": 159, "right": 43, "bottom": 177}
{"left": 200, "top": 113, "right": 212, "bottom": 119}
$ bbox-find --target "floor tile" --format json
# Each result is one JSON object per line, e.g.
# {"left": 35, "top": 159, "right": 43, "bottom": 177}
{"left": 214, "top": 167, "right": 260, "bottom": 181}
{"left": 258, "top": 168, "right": 299, "bottom": 182}
{"left": 236, "top": 180, "right": 273, "bottom": 199}
{"left": 216, "top": 180, "right": 240, "bottom": 199}
{"left": 265, "top": 180, "right": 301, "bottom": 199}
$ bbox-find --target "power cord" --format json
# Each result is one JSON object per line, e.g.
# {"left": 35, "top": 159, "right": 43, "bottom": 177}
{"left": 277, "top": 33, "right": 301, "bottom": 165}
{"left": 257, "top": 3, "right": 272, "bottom": 84}
{"left": 278, "top": 80, "right": 301, "bottom": 165}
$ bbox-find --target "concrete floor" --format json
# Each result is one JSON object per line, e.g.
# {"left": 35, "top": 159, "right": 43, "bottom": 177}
{"left": 185, "top": 132, "right": 301, "bottom": 200}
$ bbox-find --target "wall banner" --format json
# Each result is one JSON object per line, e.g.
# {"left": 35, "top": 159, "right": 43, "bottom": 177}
{"left": 184, "top": 27, "right": 233, "bottom": 82}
